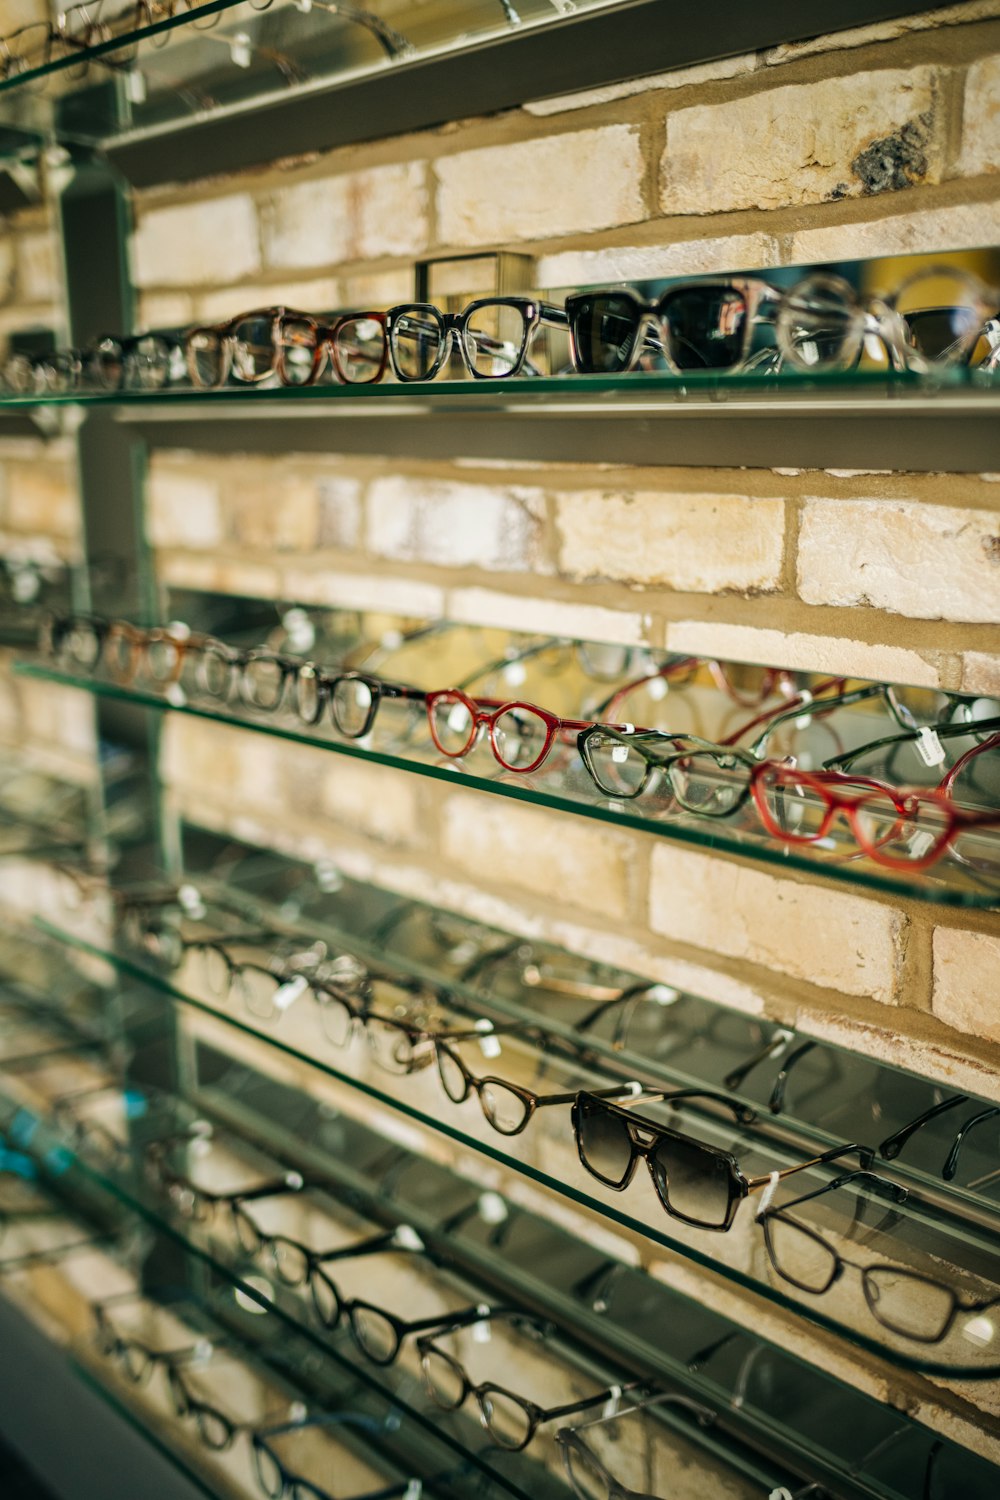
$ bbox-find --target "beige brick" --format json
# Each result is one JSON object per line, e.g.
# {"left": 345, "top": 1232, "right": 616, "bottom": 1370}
{"left": 436, "top": 128, "right": 644, "bottom": 247}
{"left": 555, "top": 490, "right": 784, "bottom": 593}
{"left": 20, "top": 679, "right": 95, "bottom": 759}
{"left": 230, "top": 476, "right": 321, "bottom": 552}
{"left": 162, "top": 717, "right": 241, "bottom": 796}
{"left": 798, "top": 499, "right": 1000, "bottom": 624}
{"left": 191, "top": 278, "right": 340, "bottom": 324}
{"left": 649, "top": 846, "right": 901, "bottom": 1000}
{"left": 960, "top": 653, "right": 1000, "bottom": 696}
{"left": 447, "top": 587, "right": 650, "bottom": 646}
{"left": 316, "top": 477, "right": 363, "bottom": 549}
{"left": 148, "top": 469, "right": 223, "bottom": 550}
{"left": 442, "top": 793, "right": 634, "bottom": 919}
{"left": 960, "top": 55, "right": 1000, "bottom": 178}
{"left": 279, "top": 568, "right": 444, "bottom": 618}
{"left": 320, "top": 757, "right": 421, "bottom": 845}
{"left": 16, "top": 232, "right": 60, "bottom": 305}
{"left": 787, "top": 202, "right": 1000, "bottom": 265}
{"left": 664, "top": 620, "right": 942, "bottom": 687}
{"left": 337, "top": 267, "right": 415, "bottom": 306}
{"left": 662, "top": 68, "right": 942, "bottom": 214}
{"left": 133, "top": 194, "right": 261, "bottom": 288}
{"left": 764, "top": 2, "right": 1000, "bottom": 64}
{"left": 524, "top": 54, "right": 756, "bottom": 115}
{"left": 6, "top": 465, "right": 77, "bottom": 540}
{"left": 367, "top": 476, "right": 547, "bottom": 573}
{"left": 799, "top": 1011, "right": 1000, "bottom": 1104}
{"left": 259, "top": 162, "right": 429, "bottom": 270}
{"left": 538, "top": 233, "right": 780, "bottom": 289}
{"left": 932, "top": 928, "right": 1000, "bottom": 1043}
{"left": 137, "top": 292, "right": 194, "bottom": 330}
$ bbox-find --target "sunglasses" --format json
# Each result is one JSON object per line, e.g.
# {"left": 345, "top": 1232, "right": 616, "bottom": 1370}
{"left": 572, "top": 1090, "right": 870, "bottom": 1232}
{"left": 566, "top": 278, "right": 778, "bottom": 375}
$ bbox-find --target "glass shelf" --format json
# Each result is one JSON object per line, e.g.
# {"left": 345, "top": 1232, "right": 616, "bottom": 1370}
{"left": 26, "top": 805, "right": 1000, "bottom": 1231}
{"left": 0, "top": 365, "right": 995, "bottom": 411}
{"left": 3, "top": 1045, "right": 996, "bottom": 1500}
{"left": 17, "top": 660, "right": 1000, "bottom": 911}
{"left": 0, "top": 0, "right": 626, "bottom": 144}
{"left": 27, "top": 910, "right": 1000, "bottom": 1380}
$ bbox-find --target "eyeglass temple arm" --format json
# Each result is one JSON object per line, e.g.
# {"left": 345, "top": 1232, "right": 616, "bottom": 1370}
{"left": 313, "top": 1227, "right": 414, "bottom": 1265}
{"left": 824, "top": 714, "right": 1000, "bottom": 775}
{"left": 404, "top": 1304, "right": 496, "bottom": 1335}
{"left": 723, "top": 1029, "right": 795, "bottom": 1091}
{"left": 649, "top": 1087, "right": 757, "bottom": 1125}
{"left": 591, "top": 656, "right": 701, "bottom": 718}
{"left": 744, "top": 681, "right": 874, "bottom": 755}
{"left": 230, "top": 1173, "right": 306, "bottom": 1204}
{"left": 541, "top": 1379, "right": 646, "bottom": 1424}
{"left": 877, "top": 1094, "right": 969, "bottom": 1162}
{"left": 936, "top": 728, "right": 1000, "bottom": 796}
{"left": 255, "top": 1409, "right": 387, "bottom": 1441}
{"left": 535, "top": 1082, "right": 647, "bottom": 1109}
{"left": 745, "top": 1141, "right": 874, "bottom": 1196}
{"left": 755, "top": 1165, "right": 906, "bottom": 1221}
{"left": 453, "top": 637, "right": 564, "bottom": 692}
{"left": 942, "top": 1105, "right": 1000, "bottom": 1181}
{"left": 767, "top": 1040, "right": 818, "bottom": 1114}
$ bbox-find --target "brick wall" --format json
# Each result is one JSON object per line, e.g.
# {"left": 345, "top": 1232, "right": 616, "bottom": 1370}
{"left": 61, "top": 0, "right": 1000, "bottom": 1455}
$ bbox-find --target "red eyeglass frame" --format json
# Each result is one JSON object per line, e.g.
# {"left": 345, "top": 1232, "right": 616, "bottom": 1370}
{"left": 424, "top": 689, "right": 594, "bottom": 774}
{"left": 750, "top": 762, "right": 1000, "bottom": 872}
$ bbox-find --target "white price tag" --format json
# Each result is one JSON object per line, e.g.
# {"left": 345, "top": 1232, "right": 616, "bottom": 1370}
{"left": 648, "top": 985, "right": 679, "bottom": 1006}
{"left": 124, "top": 69, "right": 147, "bottom": 104}
{"left": 403, "top": 1483, "right": 422, "bottom": 1500}
{"left": 283, "top": 1171, "right": 304, "bottom": 1190}
{"left": 274, "top": 975, "right": 309, "bottom": 1012}
{"left": 230, "top": 32, "right": 252, "bottom": 66}
{"left": 611, "top": 745, "right": 630, "bottom": 764}
{"left": 447, "top": 704, "right": 470, "bottom": 734}
{"left": 478, "top": 1034, "right": 502, "bottom": 1059}
{"left": 392, "top": 1224, "right": 424, "bottom": 1252}
{"left": 167, "top": 620, "right": 191, "bottom": 640}
{"left": 296, "top": 0, "right": 312, "bottom": 10}
{"left": 503, "top": 662, "right": 527, "bottom": 687}
{"left": 647, "top": 677, "right": 668, "bottom": 702}
{"left": 190, "top": 1338, "right": 214, "bottom": 1366}
{"left": 793, "top": 690, "right": 813, "bottom": 732}
{"left": 601, "top": 1385, "right": 622, "bottom": 1420}
{"left": 472, "top": 1304, "right": 493, "bottom": 1343}
{"left": 907, "top": 829, "right": 935, "bottom": 861}
{"left": 380, "top": 630, "right": 403, "bottom": 651}
{"left": 177, "top": 883, "right": 205, "bottom": 918}
{"left": 315, "top": 860, "right": 342, "bottom": 893}
{"left": 165, "top": 682, "right": 187, "bottom": 708}
{"left": 477, "top": 1192, "right": 509, "bottom": 1225}
{"left": 915, "top": 726, "right": 946, "bottom": 767}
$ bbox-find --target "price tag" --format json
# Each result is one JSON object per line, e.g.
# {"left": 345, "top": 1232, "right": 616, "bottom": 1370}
{"left": 283, "top": 1171, "right": 304, "bottom": 1191}
{"left": 177, "top": 883, "right": 205, "bottom": 918}
{"left": 611, "top": 745, "right": 630, "bottom": 764}
{"left": 392, "top": 1224, "right": 424, "bottom": 1252}
{"left": 915, "top": 726, "right": 946, "bottom": 767}
{"left": 907, "top": 829, "right": 935, "bottom": 861}
{"left": 380, "top": 630, "right": 403, "bottom": 651}
{"left": 282, "top": 608, "right": 315, "bottom": 653}
{"left": 315, "top": 860, "right": 342, "bottom": 893}
{"left": 646, "top": 676, "right": 668, "bottom": 703}
{"left": 230, "top": 32, "right": 252, "bottom": 66}
{"left": 287, "top": 1401, "right": 308, "bottom": 1423}
{"left": 124, "top": 69, "right": 147, "bottom": 104}
{"left": 503, "top": 662, "right": 527, "bottom": 687}
{"left": 167, "top": 620, "right": 191, "bottom": 640}
{"left": 647, "top": 984, "right": 679, "bottom": 1006}
{"left": 190, "top": 1339, "right": 214, "bottom": 1367}
{"left": 274, "top": 975, "right": 309, "bottom": 1012}
{"left": 477, "top": 1192, "right": 509, "bottom": 1225}
{"left": 478, "top": 1034, "right": 502, "bottom": 1059}
{"left": 472, "top": 1304, "right": 493, "bottom": 1343}
{"left": 403, "top": 1483, "right": 422, "bottom": 1500}
{"left": 447, "top": 703, "right": 470, "bottom": 734}
{"left": 165, "top": 683, "right": 187, "bottom": 708}
{"left": 296, "top": 0, "right": 312, "bottom": 10}
{"left": 601, "top": 1385, "right": 622, "bottom": 1420}
{"left": 793, "top": 690, "right": 813, "bottom": 732}
{"left": 769, "top": 1490, "right": 795, "bottom": 1500}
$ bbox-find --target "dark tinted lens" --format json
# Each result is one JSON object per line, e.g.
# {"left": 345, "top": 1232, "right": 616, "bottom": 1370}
{"left": 576, "top": 1099, "right": 634, "bottom": 1186}
{"left": 650, "top": 1133, "right": 732, "bottom": 1227}
{"left": 569, "top": 294, "right": 641, "bottom": 373}
{"left": 391, "top": 307, "right": 444, "bottom": 380}
{"left": 661, "top": 285, "right": 748, "bottom": 370}
{"left": 904, "top": 307, "right": 980, "bottom": 360}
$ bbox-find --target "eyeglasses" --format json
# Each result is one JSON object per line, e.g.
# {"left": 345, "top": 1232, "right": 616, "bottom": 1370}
{"left": 566, "top": 278, "right": 779, "bottom": 375}
{"left": 555, "top": 1390, "right": 718, "bottom": 1500}
{"left": 425, "top": 688, "right": 593, "bottom": 772}
{"left": 433, "top": 1038, "right": 642, "bottom": 1135}
{"left": 386, "top": 298, "right": 568, "bottom": 382}
{"left": 776, "top": 267, "right": 1000, "bottom": 374}
{"left": 87, "top": 332, "right": 185, "bottom": 391}
{"left": 416, "top": 1310, "right": 643, "bottom": 1450}
{"left": 263, "top": 309, "right": 390, "bottom": 388}
{"left": 166, "top": 1360, "right": 245, "bottom": 1450}
{"left": 234, "top": 1219, "right": 421, "bottom": 1308}
{"left": 93, "top": 1295, "right": 222, "bottom": 1386}
{"left": 877, "top": 1095, "right": 1000, "bottom": 1186}
{"left": 572, "top": 1089, "right": 870, "bottom": 1232}
{"left": 143, "top": 1135, "right": 304, "bottom": 1226}
{"left": 311, "top": 1274, "right": 492, "bottom": 1365}
{"left": 251, "top": 1409, "right": 415, "bottom": 1500}
{"left": 757, "top": 1168, "right": 998, "bottom": 1344}
{"left": 185, "top": 306, "right": 306, "bottom": 389}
